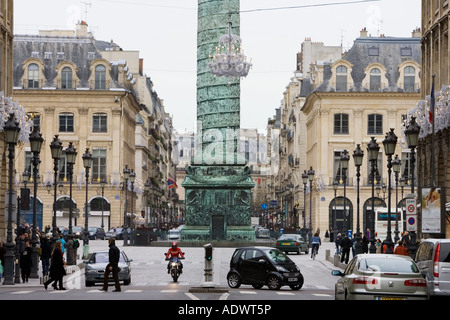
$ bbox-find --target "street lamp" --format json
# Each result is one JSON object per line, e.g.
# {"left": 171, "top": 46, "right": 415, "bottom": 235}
{"left": 382, "top": 128, "right": 398, "bottom": 254}
{"left": 392, "top": 154, "right": 401, "bottom": 243}
{"left": 353, "top": 144, "right": 364, "bottom": 255}
{"left": 82, "top": 148, "right": 92, "bottom": 249}
{"left": 129, "top": 169, "right": 136, "bottom": 245}
{"left": 100, "top": 177, "right": 107, "bottom": 230}
{"left": 50, "top": 135, "right": 63, "bottom": 246}
{"left": 340, "top": 150, "right": 350, "bottom": 236}
{"left": 367, "top": 137, "right": 380, "bottom": 253}
{"left": 28, "top": 127, "right": 43, "bottom": 278}
{"left": 65, "top": 142, "right": 77, "bottom": 265}
{"left": 3, "top": 114, "right": 21, "bottom": 285}
{"left": 123, "top": 165, "right": 130, "bottom": 246}
{"left": 332, "top": 180, "right": 338, "bottom": 244}
{"left": 307, "top": 166, "right": 315, "bottom": 245}
{"left": 145, "top": 179, "right": 151, "bottom": 226}
{"left": 404, "top": 116, "right": 420, "bottom": 258}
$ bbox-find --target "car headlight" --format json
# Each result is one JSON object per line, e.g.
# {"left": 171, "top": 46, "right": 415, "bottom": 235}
{"left": 276, "top": 265, "right": 288, "bottom": 273}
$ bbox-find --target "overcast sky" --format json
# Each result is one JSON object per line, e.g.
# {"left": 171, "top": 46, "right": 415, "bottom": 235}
{"left": 14, "top": 0, "right": 421, "bottom": 133}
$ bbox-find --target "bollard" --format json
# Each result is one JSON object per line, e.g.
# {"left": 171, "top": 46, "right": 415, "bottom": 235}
{"left": 201, "top": 243, "right": 215, "bottom": 288}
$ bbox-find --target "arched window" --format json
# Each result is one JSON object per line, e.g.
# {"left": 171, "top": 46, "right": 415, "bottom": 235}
{"left": 336, "top": 66, "right": 348, "bottom": 92}
{"left": 95, "top": 65, "right": 106, "bottom": 89}
{"left": 404, "top": 66, "right": 416, "bottom": 92}
{"left": 28, "top": 63, "right": 39, "bottom": 88}
{"left": 370, "top": 68, "right": 381, "bottom": 92}
{"left": 61, "top": 67, "right": 73, "bottom": 89}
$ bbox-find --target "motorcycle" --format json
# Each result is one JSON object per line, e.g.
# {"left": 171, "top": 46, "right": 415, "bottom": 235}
{"left": 165, "top": 254, "right": 185, "bottom": 282}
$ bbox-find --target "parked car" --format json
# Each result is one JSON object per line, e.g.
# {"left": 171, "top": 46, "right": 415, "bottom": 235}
{"left": 256, "top": 228, "right": 270, "bottom": 239}
{"left": 105, "top": 228, "right": 124, "bottom": 240}
{"left": 227, "top": 246, "right": 304, "bottom": 291}
{"left": 88, "top": 227, "right": 106, "bottom": 240}
{"left": 167, "top": 229, "right": 181, "bottom": 240}
{"left": 414, "top": 238, "right": 450, "bottom": 299}
{"left": 331, "top": 254, "right": 428, "bottom": 300}
{"left": 275, "top": 234, "right": 309, "bottom": 255}
{"left": 71, "top": 226, "right": 84, "bottom": 238}
{"left": 84, "top": 250, "right": 132, "bottom": 287}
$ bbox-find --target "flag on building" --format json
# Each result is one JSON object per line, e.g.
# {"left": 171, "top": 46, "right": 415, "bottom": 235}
{"left": 429, "top": 76, "right": 435, "bottom": 125}
{"left": 168, "top": 177, "right": 177, "bottom": 189}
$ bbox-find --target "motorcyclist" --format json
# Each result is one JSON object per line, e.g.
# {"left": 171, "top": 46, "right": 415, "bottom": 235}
{"left": 165, "top": 242, "right": 184, "bottom": 274}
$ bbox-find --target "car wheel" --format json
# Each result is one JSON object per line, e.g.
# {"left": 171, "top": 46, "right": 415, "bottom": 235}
{"left": 124, "top": 276, "right": 131, "bottom": 285}
{"left": 227, "top": 272, "right": 242, "bottom": 289}
{"left": 266, "top": 275, "right": 281, "bottom": 290}
{"left": 85, "top": 281, "right": 94, "bottom": 287}
{"left": 297, "top": 248, "right": 301, "bottom": 255}
{"left": 252, "top": 284, "right": 263, "bottom": 289}
{"left": 289, "top": 273, "right": 304, "bottom": 290}
{"left": 304, "top": 247, "right": 309, "bottom": 254}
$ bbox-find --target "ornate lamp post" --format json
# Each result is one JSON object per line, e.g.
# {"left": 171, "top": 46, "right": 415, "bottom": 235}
{"left": 382, "top": 129, "right": 398, "bottom": 254}
{"left": 3, "top": 114, "right": 21, "bottom": 285}
{"left": 123, "top": 165, "right": 130, "bottom": 246}
{"left": 367, "top": 137, "right": 380, "bottom": 253}
{"left": 404, "top": 116, "right": 420, "bottom": 258}
{"left": 301, "top": 171, "right": 308, "bottom": 240}
{"left": 307, "top": 167, "right": 315, "bottom": 245}
{"left": 100, "top": 177, "right": 107, "bottom": 230}
{"left": 145, "top": 179, "right": 151, "bottom": 226}
{"left": 50, "top": 135, "right": 63, "bottom": 246}
{"left": 353, "top": 144, "right": 364, "bottom": 255}
{"left": 392, "top": 155, "right": 401, "bottom": 243}
{"left": 340, "top": 150, "right": 350, "bottom": 236}
{"left": 332, "top": 180, "right": 338, "bottom": 244}
{"left": 129, "top": 169, "right": 136, "bottom": 245}
{"left": 82, "top": 148, "right": 92, "bottom": 248}
{"left": 65, "top": 142, "right": 77, "bottom": 265}
{"left": 29, "top": 127, "right": 43, "bottom": 278}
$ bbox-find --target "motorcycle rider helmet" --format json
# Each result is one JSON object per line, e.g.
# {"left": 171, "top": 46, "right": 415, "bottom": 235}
{"left": 172, "top": 242, "right": 178, "bottom": 250}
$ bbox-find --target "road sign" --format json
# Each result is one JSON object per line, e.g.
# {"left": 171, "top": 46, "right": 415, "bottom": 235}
{"left": 261, "top": 203, "right": 267, "bottom": 210}
{"left": 269, "top": 200, "right": 278, "bottom": 207}
{"left": 406, "top": 198, "right": 417, "bottom": 231}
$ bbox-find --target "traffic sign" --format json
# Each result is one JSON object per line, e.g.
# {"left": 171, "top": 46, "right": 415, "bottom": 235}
{"left": 261, "top": 203, "right": 268, "bottom": 210}
{"left": 406, "top": 198, "right": 417, "bottom": 231}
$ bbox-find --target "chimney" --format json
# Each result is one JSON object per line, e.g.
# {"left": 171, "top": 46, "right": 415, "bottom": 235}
{"left": 412, "top": 27, "right": 422, "bottom": 38}
{"left": 360, "top": 27, "right": 368, "bottom": 38}
{"left": 139, "top": 58, "right": 144, "bottom": 75}
{"left": 76, "top": 20, "right": 88, "bottom": 37}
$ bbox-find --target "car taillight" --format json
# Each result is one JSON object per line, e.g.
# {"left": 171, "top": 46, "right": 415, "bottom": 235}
{"left": 433, "top": 243, "right": 441, "bottom": 278}
{"left": 276, "top": 241, "right": 280, "bottom": 246}
{"left": 352, "top": 277, "right": 378, "bottom": 285}
{"left": 294, "top": 242, "right": 299, "bottom": 245}
{"left": 404, "top": 279, "right": 427, "bottom": 287}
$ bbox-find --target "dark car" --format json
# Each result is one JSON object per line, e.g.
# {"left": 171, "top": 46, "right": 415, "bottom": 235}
{"left": 84, "top": 251, "right": 132, "bottom": 287}
{"left": 105, "top": 228, "right": 124, "bottom": 240}
{"left": 275, "top": 234, "right": 309, "bottom": 255}
{"left": 227, "top": 246, "right": 304, "bottom": 291}
{"left": 88, "top": 227, "right": 106, "bottom": 240}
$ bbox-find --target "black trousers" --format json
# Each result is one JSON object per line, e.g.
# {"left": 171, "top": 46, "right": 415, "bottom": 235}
{"left": 44, "top": 275, "right": 63, "bottom": 289}
{"left": 103, "top": 263, "right": 121, "bottom": 291}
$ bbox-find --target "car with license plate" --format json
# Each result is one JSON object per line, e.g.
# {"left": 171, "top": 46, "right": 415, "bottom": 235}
{"left": 414, "top": 239, "right": 450, "bottom": 299}
{"left": 105, "top": 227, "right": 124, "bottom": 240}
{"left": 331, "top": 254, "right": 428, "bottom": 300}
{"left": 275, "top": 234, "right": 309, "bottom": 255}
{"left": 227, "top": 246, "right": 304, "bottom": 290}
{"left": 84, "top": 250, "right": 132, "bottom": 287}
{"left": 167, "top": 229, "right": 181, "bottom": 240}
{"left": 88, "top": 227, "right": 106, "bottom": 240}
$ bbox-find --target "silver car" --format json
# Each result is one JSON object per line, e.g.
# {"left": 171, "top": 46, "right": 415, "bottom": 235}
{"left": 331, "top": 254, "right": 428, "bottom": 300}
{"left": 84, "top": 251, "right": 132, "bottom": 287}
{"left": 414, "top": 239, "right": 450, "bottom": 299}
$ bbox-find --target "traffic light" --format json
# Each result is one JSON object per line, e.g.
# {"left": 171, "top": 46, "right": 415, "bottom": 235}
{"left": 205, "top": 244, "right": 213, "bottom": 261}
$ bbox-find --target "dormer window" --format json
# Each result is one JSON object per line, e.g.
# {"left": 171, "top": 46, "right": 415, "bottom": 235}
{"left": 404, "top": 66, "right": 416, "bottom": 92}
{"left": 370, "top": 68, "right": 381, "bottom": 92}
{"left": 95, "top": 65, "right": 106, "bottom": 89}
{"left": 336, "top": 66, "right": 348, "bottom": 92}
{"left": 61, "top": 67, "right": 73, "bottom": 89}
{"left": 28, "top": 63, "right": 39, "bottom": 88}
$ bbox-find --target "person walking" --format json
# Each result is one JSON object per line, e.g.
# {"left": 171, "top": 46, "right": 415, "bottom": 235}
{"left": 40, "top": 235, "right": 51, "bottom": 277}
{"left": 100, "top": 237, "right": 121, "bottom": 292}
{"left": 340, "top": 234, "right": 351, "bottom": 264}
{"left": 44, "top": 241, "right": 66, "bottom": 290}
{"left": 20, "top": 241, "right": 32, "bottom": 283}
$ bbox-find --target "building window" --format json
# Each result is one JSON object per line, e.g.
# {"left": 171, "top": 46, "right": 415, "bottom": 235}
{"left": 367, "top": 153, "right": 382, "bottom": 185}
{"left": 95, "top": 65, "right": 106, "bottom": 89}
{"left": 92, "top": 148, "right": 107, "bottom": 182}
{"left": 25, "top": 151, "right": 33, "bottom": 175}
{"left": 28, "top": 63, "right": 39, "bottom": 88}
{"left": 61, "top": 67, "right": 73, "bottom": 89}
{"left": 334, "top": 113, "right": 349, "bottom": 134}
{"left": 370, "top": 68, "right": 382, "bottom": 92}
{"left": 401, "top": 151, "right": 411, "bottom": 182}
{"left": 404, "top": 66, "right": 416, "bottom": 92}
{"left": 368, "top": 114, "right": 383, "bottom": 135}
{"left": 93, "top": 113, "right": 107, "bottom": 133}
{"left": 401, "top": 47, "right": 412, "bottom": 56}
{"left": 368, "top": 47, "right": 379, "bottom": 56}
{"left": 58, "top": 152, "right": 68, "bottom": 182}
{"left": 336, "top": 66, "right": 348, "bottom": 92}
{"left": 59, "top": 113, "right": 74, "bottom": 132}
{"left": 334, "top": 150, "right": 349, "bottom": 184}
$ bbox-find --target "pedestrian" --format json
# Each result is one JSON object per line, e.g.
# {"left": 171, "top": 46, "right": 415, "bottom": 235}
{"left": 394, "top": 240, "right": 410, "bottom": 256}
{"left": 44, "top": 241, "right": 67, "bottom": 290}
{"left": 40, "top": 235, "right": 51, "bottom": 277}
{"left": 311, "top": 232, "right": 321, "bottom": 258}
{"left": 362, "top": 234, "right": 369, "bottom": 254}
{"left": 100, "top": 237, "right": 121, "bottom": 292}
{"left": 340, "top": 234, "right": 351, "bottom": 264}
{"left": 335, "top": 233, "right": 341, "bottom": 255}
{"left": 401, "top": 231, "right": 411, "bottom": 248}
{"left": 0, "top": 241, "right": 6, "bottom": 271}
{"left": 19, "top": 241, "right": 32, "bottom": 283}
{"left": 375, "top": 239, "right": 382, "bottom": 253}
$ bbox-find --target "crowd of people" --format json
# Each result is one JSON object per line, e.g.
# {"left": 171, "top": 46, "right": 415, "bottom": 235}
{"left": 0, "top": 222, "right": 80, "bottom": 286}
{"left": 333, "top": 228, "right": 413, "bottom": 264}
